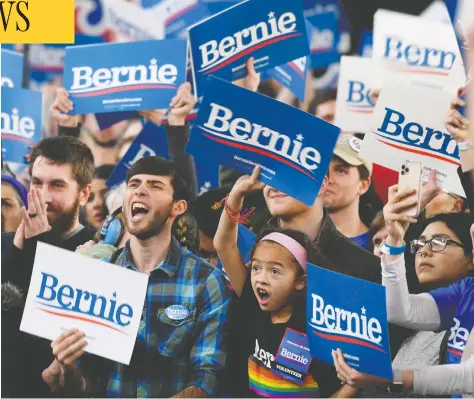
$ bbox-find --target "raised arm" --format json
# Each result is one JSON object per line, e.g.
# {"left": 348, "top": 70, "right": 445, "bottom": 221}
{"left": 381, "top": 186, "right": 441, "bottom": 330}
{"left": 213, "top": 166, "right": 264, "bottom": 296}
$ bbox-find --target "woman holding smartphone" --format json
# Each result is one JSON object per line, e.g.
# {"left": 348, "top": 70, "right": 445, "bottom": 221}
{"left": 332, "top": 185, "right": 474, "bottom": 396}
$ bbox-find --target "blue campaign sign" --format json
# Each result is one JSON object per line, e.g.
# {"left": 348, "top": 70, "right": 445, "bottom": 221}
{"left": 29, "top": 44, "right": 65, "bottom": 87}
{"left": 307, "top": 264, "right": 393, "bottom": 380}
{"left": 195, "top": 155, "right": 220, "bottom": 195}
{"left": 1, "top": 49, "right": 23, "bottom": 88}
{"left": 107, "top": 122, "right": 169, "bottom": 188}
{"left": 186, "top": 76, "right": 340, "bottom": 206}
{"left": 165, "top": 2, "right": 210, "bottom": 39}
{"left": 306, "top": 11, "right": 340, "bottom": 69}
{"left": 359, "top": 31, "right": 373, "bottom": 58}
{"left": 274, "top": 328, "right": 312, "bottom": 384}
{"left": 265, "top": 56, "right": 309, "bottom": 102}
{"left": 63, "top": 40, "right": 188, "bottom": 115}
{"left": 217, "top": 224, "right": 256, "bottom": 273}
{"left": 188, "top": 0, "right": 310, "bottom": 96}
{"left": 1, "top": 88, "right": 42, "bottom": 165}
{"left": 95, "top": 111, "right": 139, "bottom": 130}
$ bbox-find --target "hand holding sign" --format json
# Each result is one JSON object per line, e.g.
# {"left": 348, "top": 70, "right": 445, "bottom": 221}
{"left": 52, "top": 329, "right": 88, "bottom": 369}
{"left": 51, "top": 88, "right": 81, "bottom": 128}
{"left": 228, "top": 166, "right": 266, "bottom": 208}
{"left": 445, "top": 92, "right": 470, "bottom": 143}
{"left": 168, "top": 82, "right": 197, "bottom": 126}
{"left": 234, "top": 58, "right": 261, "bottom": 93}
{"left": 332, "top": 348, "right": 391, "bottom": 388}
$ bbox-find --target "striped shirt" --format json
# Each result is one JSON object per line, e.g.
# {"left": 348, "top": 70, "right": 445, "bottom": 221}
{"left": 81, "top": 238, "right": 231, "bottom": 397}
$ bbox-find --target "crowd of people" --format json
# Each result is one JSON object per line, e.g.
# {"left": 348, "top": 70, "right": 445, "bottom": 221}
{"left": 2, "top": 5, "right": 474, "bottom": 399}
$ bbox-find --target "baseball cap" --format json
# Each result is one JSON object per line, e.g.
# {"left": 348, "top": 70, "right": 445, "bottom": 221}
{"left": 333, "top": 133, "right": 373, "bottom": 176}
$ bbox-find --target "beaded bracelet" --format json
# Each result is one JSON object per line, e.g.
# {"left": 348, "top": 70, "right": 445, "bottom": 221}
{"left": 212, "top": 194, "right": 256, "bottom": 224}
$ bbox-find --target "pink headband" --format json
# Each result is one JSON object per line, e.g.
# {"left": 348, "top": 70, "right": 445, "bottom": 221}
{"left": 260, "top": 232, "right": 307, "bottom": 272}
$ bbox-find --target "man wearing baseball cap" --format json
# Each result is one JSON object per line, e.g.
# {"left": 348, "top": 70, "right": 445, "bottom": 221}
{"left": 324, "top": 133, "right": 374, "bottom": 250}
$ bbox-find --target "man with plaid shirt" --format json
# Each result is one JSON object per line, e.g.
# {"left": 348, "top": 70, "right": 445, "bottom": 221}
{"left": 42, "top": 157, "right": 230, "bottom": 397}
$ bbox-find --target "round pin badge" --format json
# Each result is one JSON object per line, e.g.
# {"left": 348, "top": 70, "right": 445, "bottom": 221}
{"left": 349, "top": 137, "right": 362, "bottom": 153}
{"left": 165, "top": 305, "right": 189, "bottom": 321}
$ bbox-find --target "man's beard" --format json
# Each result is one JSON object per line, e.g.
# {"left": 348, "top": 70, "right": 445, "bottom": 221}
{"left": 126, "top": 203, "right": 173, "bottom": 241}
{"left": 48, "top": 196, "right": 81, "bottom": 237}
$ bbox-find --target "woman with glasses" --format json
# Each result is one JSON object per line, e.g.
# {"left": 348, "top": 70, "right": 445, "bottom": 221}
{"left": 332, "top": 185, "right": 474, "bottom": 396}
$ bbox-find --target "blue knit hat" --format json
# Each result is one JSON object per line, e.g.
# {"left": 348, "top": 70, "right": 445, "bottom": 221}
{"left": 1, "top": 175, "right": 28, "bottom": 206}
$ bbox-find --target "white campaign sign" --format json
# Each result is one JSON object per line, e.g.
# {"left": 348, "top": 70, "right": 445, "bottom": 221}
{"left": 104, "top": 0, "right": 165, "bottom": 42}
{"left": 372, "top": 9, "right": 466, "bottom": 90}
{"left": 20, "top": 243, "right": 149, "bottom": 365}
{"left": 359, "top": 81, "right": 465, "bottom": 197}
{"left": 334, "top": 56, "right": 376, "bottom": 133}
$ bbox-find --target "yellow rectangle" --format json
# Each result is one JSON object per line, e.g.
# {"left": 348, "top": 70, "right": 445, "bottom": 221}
{"left": 0, "top": 0, "right": 75, "bottom": 44}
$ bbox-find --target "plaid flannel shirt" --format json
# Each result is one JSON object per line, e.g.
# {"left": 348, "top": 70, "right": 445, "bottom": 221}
{"left": 81, "top": 238, "right": 230, "bottom": 398}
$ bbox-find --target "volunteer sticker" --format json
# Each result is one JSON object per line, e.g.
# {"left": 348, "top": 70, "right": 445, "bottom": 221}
{"left": 165, "top": 305, "right": 189, "bottom": 320}
{"left": 273, "top": 328, "right": 312, "bottom": 385}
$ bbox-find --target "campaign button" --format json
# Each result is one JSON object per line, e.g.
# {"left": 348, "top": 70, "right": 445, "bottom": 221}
{"left": 165, "top": 305, "right": 189, "bottom": 320}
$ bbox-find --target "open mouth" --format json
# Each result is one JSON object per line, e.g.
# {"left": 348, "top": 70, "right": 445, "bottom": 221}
{"left": 256, "top": 287, "right": 271, "bottom": 305}
{"left": 131, "top": 202, "right": 149, "bottom": 218}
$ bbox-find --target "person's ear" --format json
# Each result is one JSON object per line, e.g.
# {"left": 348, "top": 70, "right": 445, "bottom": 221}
{"left": 358, "top": 177, "right": 371, "bottom": 196}
{"left": 295, "top": 273, "right": 306, "bottom": 291}
{"left": 171, "top": 199, "right": 187, "bottom": 217}
{"left": 79, "top": 184, "right": 92, "bottom": 207}
{"left": 318, "top": 176, "right": 329, "bottom": 197}
{"left": 452, "top": 198, "right": 464, "bottom": 213}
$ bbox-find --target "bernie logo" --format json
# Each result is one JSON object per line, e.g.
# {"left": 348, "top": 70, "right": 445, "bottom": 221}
{"left": 35, "top": 272, "right": 133, "bottom": 334}
{"left": 383, "top": 37, "right": 456, "bottom": 76}
{"left": 1, "top": 107, "right": 36, "bottom": 145}
{"left": 309, "top": 294, "right": 386, "bottom": 352}
{"left": 69, "top": 59, "right": 178, "bottom": 97}
{"left": 199, "top": 102, "right": 321, "bottom": 179}
{"left": 198, "top": 10, "right": 302, "bottom": 74}
{"left": 447, "top": 317, "right": 469, "bottom": 357}
{"left": 345, "top": 80, "right": 375, "bottom": 114}
{"left": 375, "top": 107, "right": 460, "bottom": 165}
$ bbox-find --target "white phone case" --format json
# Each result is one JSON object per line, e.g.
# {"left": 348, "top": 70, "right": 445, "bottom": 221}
{"left": 398, "top": 162, "right": 423, "bottom": 217}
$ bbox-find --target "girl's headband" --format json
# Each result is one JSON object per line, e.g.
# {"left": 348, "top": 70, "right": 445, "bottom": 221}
{"left": 260, "top": 232, "right": 307, "bottom": 272}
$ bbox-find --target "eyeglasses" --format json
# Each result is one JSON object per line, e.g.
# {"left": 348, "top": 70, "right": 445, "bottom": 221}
{"left": 410, "top": 237, "right": 464, "bottom": 254}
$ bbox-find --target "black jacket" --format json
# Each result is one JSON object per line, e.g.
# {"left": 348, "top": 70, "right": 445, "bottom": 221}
{"left": 1, "top": 226, "right": 95, "bottom": 398}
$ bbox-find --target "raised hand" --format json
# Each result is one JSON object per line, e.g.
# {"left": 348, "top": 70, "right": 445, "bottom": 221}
{"left": 383, "top": 185, "right": 418, "bottom": 246}
{"left": 13, "top": 188, "right": 51, "bottom": 249}
{"left": 234, "top": 57, "right": 261, "bottom": 92}
{"left": 168, "top": 82, "right": 197, "bottom": 126}
{"left": 51, "top": 88, "right": 81, "bottom": 128}
{"left": 445, "top": 91, "right": 470, "bottom": 143}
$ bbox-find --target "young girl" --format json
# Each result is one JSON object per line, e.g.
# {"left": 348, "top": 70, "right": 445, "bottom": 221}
{"left": 215, "top": 167, "right": 355, "bottom": 398}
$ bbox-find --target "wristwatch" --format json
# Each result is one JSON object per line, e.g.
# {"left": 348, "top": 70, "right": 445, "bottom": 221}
{"left": 458, "top": 141, "right": 474, "bottom": 151}
{"left": 387, "top": 370, "right": 403, "bottom": 394}
{"left": 381, "top": 243, "right": 406, "bottom": 255}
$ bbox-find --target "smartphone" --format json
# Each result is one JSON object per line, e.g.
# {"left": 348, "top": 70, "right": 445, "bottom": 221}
{"left": 398, "top": 162, "right": 423, "bottom": 217}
